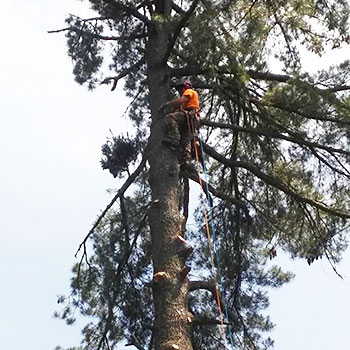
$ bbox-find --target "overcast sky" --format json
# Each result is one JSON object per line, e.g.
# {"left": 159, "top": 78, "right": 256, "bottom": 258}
{"left": 1, "top": 1, "right": 350, "bottom": 350}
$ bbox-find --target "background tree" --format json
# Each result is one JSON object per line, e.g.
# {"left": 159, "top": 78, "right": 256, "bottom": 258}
{"left": 51, "top": 1, "right": 350, "bottom": 349}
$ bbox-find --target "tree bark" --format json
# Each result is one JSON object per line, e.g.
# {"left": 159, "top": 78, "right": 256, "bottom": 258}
{"left": 146, "top": 3, "right": 193, "bottom": 350}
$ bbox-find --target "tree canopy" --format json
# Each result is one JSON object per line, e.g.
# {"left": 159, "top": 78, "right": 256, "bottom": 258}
{"left": 51, "top": 1, "right": 350, "bottom": 349}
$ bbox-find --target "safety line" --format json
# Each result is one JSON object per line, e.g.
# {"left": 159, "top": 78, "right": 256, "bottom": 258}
{"left": 197, "top": 135, "right": 235, "bottom": 348}
{"left": 186, "top": 113, "right": 235, "bottom": 349}
{"left": 185, "top": 115, "right": 228, "bottom": 345}
{"left": 190, "top": 123, "right": 235, "bottom": 349}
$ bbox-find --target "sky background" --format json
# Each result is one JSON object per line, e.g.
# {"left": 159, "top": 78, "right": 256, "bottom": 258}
{"left": 1, "top": 1, "right": 350, "bottom": 350}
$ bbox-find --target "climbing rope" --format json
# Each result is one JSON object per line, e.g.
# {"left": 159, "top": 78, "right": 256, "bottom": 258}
{"left": 188, "top": 115, "right": 235, "bottom": 349}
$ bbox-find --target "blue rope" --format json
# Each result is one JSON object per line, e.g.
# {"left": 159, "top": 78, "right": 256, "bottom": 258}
{"left": 197, "top": 133, "right": 235, "bottom": 349}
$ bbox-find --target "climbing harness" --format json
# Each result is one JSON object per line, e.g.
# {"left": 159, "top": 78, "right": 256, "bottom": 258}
{"left": 184, "top": 108, "right": 202, "bottom": 162}
{"left": 192, "top": 132, "right": 235, "bottom": 350}
{"left": 184, "top": 108, "right": 200, "bottom": 134}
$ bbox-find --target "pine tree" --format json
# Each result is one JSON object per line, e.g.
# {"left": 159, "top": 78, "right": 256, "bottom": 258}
{"left": 51, "top": 1, "right": 350, "bottom": 349}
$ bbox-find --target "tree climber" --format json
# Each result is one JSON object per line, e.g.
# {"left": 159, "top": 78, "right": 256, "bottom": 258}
{"left": 160, "top": 81, "right": 201, "bottom": 163}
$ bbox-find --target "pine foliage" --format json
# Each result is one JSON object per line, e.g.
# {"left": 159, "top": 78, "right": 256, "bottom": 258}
{"left": 52, "top": 1, "right": 350, "bottom": 349}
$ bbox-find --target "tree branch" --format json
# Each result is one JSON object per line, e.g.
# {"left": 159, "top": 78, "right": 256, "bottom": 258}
{"left": 181, "top": 162, "right": 252, "bottom": 223}
{"left": 193, "top": 318, "right": 232, "bottom": 326}
{"left": 48, "top": 27, "right": 121, "bottom": 41}
{"left": 201, "top": 118, "right": 350, "bottom": 157}
{"left": 75, "top": 148, "right": 149, "bottom": 257}
{"left": 189, "top": 279, "right": 224, "bottom": 312}
{"left": 101, "top": 57, "right": 146, "bottom": 91}
{"left": 203, "top": 142, "right": 350, "bottom": 219}
{"left": 171, "top": 1, "right": 186, "bottom": 15}
{"left": 169, "top": 66, "right": 290, "bottom": 82}
{"left": 261, "top": 100, "right": 350, "bottom": 126}
{"left": 170, "top": 66, "right": 350, "bottom": 95}
{"left": 234, "top": 0, "right": 259, "bottom": 29}
{"left": 328, "top": 85, "right": 350, "bottom": 93}
{"left": 308, "top": 147, "right": 350, "bottom": 179}
{"left": 246, "top": 70, "right": 290, "bottom": 83}
{"left": 109, "top": 0, "right": 151, "bottom": 25}
{"left": 189, "top": 279, "right": 216, "bottom": 293}
{"left": 164, "top": 0, "right": 201, "bottom": 62}
{"left": 126, "top": 334, "right": 146, "bottom": 350}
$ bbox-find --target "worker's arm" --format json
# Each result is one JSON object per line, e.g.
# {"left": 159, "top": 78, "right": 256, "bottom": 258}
{"left": 168, "top": 95, "right": 189, "bottom": 109}
{"left": 160, "top": 95, "right": 190, "bottom": 113}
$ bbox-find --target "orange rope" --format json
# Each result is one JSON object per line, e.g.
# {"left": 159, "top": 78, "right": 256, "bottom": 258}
{"left": 187, "top": 114, "right": 230, "bottom": 348}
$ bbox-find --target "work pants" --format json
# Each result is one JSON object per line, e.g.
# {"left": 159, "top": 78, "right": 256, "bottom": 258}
{"left": 164, "top": 110, "right": 200, "bottom": 163}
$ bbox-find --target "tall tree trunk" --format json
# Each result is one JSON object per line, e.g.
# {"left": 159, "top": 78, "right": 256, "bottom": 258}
{"left": 146, "top": 2, "right": 193, "bottom": 350}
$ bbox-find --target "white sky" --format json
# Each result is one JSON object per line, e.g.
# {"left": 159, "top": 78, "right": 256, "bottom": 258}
{"left": 1, "top": 1, "right": 350, "bottom": 350}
